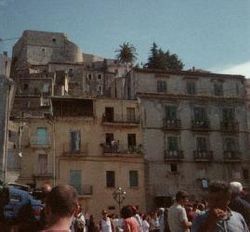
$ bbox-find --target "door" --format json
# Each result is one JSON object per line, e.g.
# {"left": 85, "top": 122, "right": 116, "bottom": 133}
{"left": 70, "top": 170, "right": 82, "bottom": 194}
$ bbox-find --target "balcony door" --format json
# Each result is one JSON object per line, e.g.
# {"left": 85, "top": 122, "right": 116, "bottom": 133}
{"left": 105, "top": 107, "right": 114, "bottom": 122}
{"left": 38, "top": 154, "right": 48, "bottom": 175}
{"left": 36, "top": 128, "right": 48, "bottom": 145}
{"left": 70, "top": 170, "right": 82, "bottom": 194}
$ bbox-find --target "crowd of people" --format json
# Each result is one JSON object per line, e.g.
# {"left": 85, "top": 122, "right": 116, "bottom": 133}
{"left": 0, "top": 180, "right": 250, "bottom": 231}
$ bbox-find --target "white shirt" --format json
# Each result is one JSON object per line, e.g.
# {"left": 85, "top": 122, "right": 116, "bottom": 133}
{"left": 100, "top": 217, "right": 113, "bottom": 232}
{"left": 167, "top": 203, "right": 189, "bottom": 232}
{"left": 142, "top": 219, "right": 150, "bottom": 232}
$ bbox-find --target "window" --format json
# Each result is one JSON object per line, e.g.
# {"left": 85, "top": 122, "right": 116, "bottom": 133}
{"left": 236, "top": 83, "right": 240, "bottom": 96}
{"left": 170, "top": 164, "right": 177, "bottom": 173}
{"left": 214, "top": 82, "right": 223, "bottom": 96}
{"left": 168, "top": 137, "right": 178, "bottom": 151}
{"left": 128, "top": 134, "right": 136, "bottom": 148}
{"left": 70, "top": 130, "right": 81, "bottom": 153}
{"left": 129, "top": 170, "right": 138, "bottom": 187}
{"left": 105, "top": 107, "right": 114, "bottom": 122}
{"left": 196, "top": 137, "right": 207, "bottom": 152}
{"left": 42, "top": 83, "right": 49, "bottom": 93}
{"left": 38, "top": 154, "right": 48, "bottom": 175}
{"left": 105, "top": 133, "right": 114, "bottom": 146}
{"left": 36, "top": 128, "right": 49, "bottom": 145}
{"left": 70, "top": 170, "right": 81, "bottom": 194}
{"left": 88, "top": 74, "right": 92, "bottom": 80}
{"left": 194, "top": 107, "right": 206, "bottom": 122}
{"left": 166, "top": 106, "right": 177, "bottom": 120}
{"left": 222, "top": 108, "right": 234, "bottom": 121}
{"left": 98, "top": 74, "right": 102, "bottom": 80}
{"left": 157, "top": 80, "right": 167, "bottom": 92}
{"left": 23, "top": 83, "right": 29, "bottom": 90}
{"left": 106, "top": 171, "right": 115, "bottom": 188}
{"left": 127, "top": 108, "right": 136, "bottom": 122}
{"left": 224, "top": 138, "right": 237, "bottom": 152}
{"left": 52, "top": 38, "right": 56, "bottom": 42}
{"left": 186, "top": 81, "right": 196, "bottom": 95}
{"left": 243, "top": 169, "right": 249, "bottom": 180}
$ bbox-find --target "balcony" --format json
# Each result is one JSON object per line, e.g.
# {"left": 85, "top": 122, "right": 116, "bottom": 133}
{"left": 192, "top": 120, "right": 210, "bottom": 130}
{"left": 101, "top": 144, "right": 143, "bottom": 156}
{"left": 102, "top": 114, "right": 139, "bottom": 127}
{"left": 223, "top": 151, "right": 241, "bottom": 162}
{"left": 220, "top": 121, "right": 239, "bottom": 133}
{"left": 33, "top": 172, "right": 53, "bottom": 179}
{"left": 62, "top": 143, "right": 88, "bottom": 157}
{"left": 78, "top": 185, "right": 93, "bottom": 196}
{"left": 163, "top": 119, "right": 181, "bottom": 130}
{"left": 164, "top": 150, "right": 184, "bottom": 161}
{"left": 193, "top": 151, "right": 213, "bottom": 162}
{"left": 30, "top": 135, "right": 51, "bottom": 148}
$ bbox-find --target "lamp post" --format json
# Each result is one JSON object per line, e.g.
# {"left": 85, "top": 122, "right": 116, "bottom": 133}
{"left": 112, "top": 186, "right": 126, "bottom": 213}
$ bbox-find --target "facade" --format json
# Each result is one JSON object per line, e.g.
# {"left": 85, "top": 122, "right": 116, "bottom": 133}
{"left": 0, "top": 75, "right": 18, "bottom": 182}
{"left": 126, "top": 68, "right": 249, "bottom": 209}
{"left": 10, "top": 30, "right": 145, "bottom": 218}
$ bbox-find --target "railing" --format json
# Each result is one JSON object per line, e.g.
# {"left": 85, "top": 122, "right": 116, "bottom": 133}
{"left": 223, "top": 151, "right": 241, "bottom": 161}
{"left": 62, "top": 143, "right": 88, "bottom": 156}
{"left": 102, "top": 114, "right": 139, "bottom": 124}
{"left": 102, "top": 144, "right": 143, "bottom": 154}
{"left": 193, "top": 151, "right": 213, "bottom": 161}
{"left": 220, "top": 121, "right": 239, "bottom": 132}
{"left": 34, "top": 172, "right": 53, "bottom": 178}
{"left": 30, "top": 135, "right": 51, "bottom": 147}
{"left": 78, "top": 184, "right": 93, "bottom": 195}
{"left": 164, "top": 150, "right": 184, "bottom": 161}
{"left": 192, "top": 120, "right": 210, "bottom": 130}
{"left": 163, "top": 119, "right": 181, "bottom": 130}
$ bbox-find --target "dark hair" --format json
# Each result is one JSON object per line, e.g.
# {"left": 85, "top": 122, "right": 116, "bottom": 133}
{"left": 209, "top": 181, "right": 232, "bottom": 197}
{"left": 176, "top": 190, "right": 189, "bottom": 202}
{"left": 120, "top": 205, "right": 133, "bottom": 219}
{"left": 46, "top": 185, "right": 78, "bottom": 217}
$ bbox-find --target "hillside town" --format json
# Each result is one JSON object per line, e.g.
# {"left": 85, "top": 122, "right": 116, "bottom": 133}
{"left": 0, "top": 30, "right": 250, "bottom": 231}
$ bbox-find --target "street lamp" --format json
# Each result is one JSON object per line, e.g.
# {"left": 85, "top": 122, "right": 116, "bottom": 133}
{"left": 112, "top": 187, "right": 126, "bottom": 213}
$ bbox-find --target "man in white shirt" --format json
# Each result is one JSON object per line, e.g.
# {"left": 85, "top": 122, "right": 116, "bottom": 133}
{"left": 167, "top": 191, "right": 192, "bottom": 232}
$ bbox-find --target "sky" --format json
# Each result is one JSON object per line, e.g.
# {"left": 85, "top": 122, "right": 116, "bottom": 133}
{"left": 0, "top": 0, "right": 250, "bottom": 77}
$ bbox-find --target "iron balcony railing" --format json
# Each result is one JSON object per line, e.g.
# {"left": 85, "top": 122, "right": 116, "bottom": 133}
{"left": 192, "top": 120, "right": 210, "bottom": 130}
{"left": 164, "top": 150, "right": 184, "bottom": 161}
{"left": 193, "top": 151, "right": 213, "bottom": 161}
{"left": 163, "top": 119, "right": 181, "bottom": 130}
{"left": 102, "top": 114, "right": 139, "bottom": 124}
{"left": 223, "top": 151, "right": 241, "bottom": 161}
{"left": 78, "top": 184, "right": 93, "bottom": 195}
{"left": 102, "top": 144, "right": 143, "bottom": 154}
{"left": 220, "top": 121, "right": 239, "bottom": 132}
{"left": 30, "top": 135, "right": 51, "bottom": 147}
{"left": 62, "top": 143, "right": 88, "bottom": 156}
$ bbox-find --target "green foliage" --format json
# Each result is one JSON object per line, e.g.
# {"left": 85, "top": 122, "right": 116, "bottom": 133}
{"left": 145, "top": 42, "right": 184, "bottom": 70}
{"left": 115, "top": 42, "right": 137, "bottom": 65}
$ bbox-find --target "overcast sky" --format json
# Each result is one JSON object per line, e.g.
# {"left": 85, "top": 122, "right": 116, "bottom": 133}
{"left": 1, "top": 0, "right": 249, "bottom": 77}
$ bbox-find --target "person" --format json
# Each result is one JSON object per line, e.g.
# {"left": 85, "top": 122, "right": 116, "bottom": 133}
{"left": 229, "top": 181, "right": 250, "bottom": 227}
{"left": 158, "top": 208, "right": 165, "bottom": 232}
{"left": 149, "top": 211, "right": 160, "bottom": 232}
{"left": 167, "top": 190, "right": 192, "bottom": 232}
{"left": 191, "top": 181, "right": 249, "bottom": 232}
{"left": 142, "top": 214, "right": 150, "bottom": 232}
{"left": 121, "top": 205, "right": 140, "bottom": 232}
{"left": 40, "top": 184, "right": 78, "bottom": 232}
{"left": 88, "top": 215, "right": 98, "bottom": 232}
{"left": 99, "top": 209, "right": 114, "bottom": 232}
{"left": 131, "top": 206, "right": 143, "bottom": 232}
{"left": 71, "top": 203, "right": 86, "bottom": 232}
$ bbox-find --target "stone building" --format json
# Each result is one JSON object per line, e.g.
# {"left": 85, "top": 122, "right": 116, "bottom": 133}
{"left": 0, "top": 75, "right": 19, "bottom": 182}
{"left": 125, "top": 68, "right": 249, "bottom": 209}
{"left": 9, "top": 30, "right": 145, "bottom": 218}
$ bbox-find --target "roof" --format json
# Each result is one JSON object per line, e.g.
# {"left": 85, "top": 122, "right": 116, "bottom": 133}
{"left": 133, "top": 68, "right": 245, "bottom": 80}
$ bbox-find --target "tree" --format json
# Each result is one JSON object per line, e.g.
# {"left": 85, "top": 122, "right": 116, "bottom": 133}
{"left": 145, "top": 42, "right": 184, "bottom": 70}
{"left": 115, "top": 42, "right": 137, "bottom": 65}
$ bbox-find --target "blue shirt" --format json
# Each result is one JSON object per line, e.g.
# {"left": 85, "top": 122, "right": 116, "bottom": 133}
{"left": 191, "top": 209, "right": 249, "bottom": 232}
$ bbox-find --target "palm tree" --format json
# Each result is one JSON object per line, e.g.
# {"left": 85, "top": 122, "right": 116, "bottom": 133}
{"left": 115, "top": 42, "right": 137, "bottom": 65}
